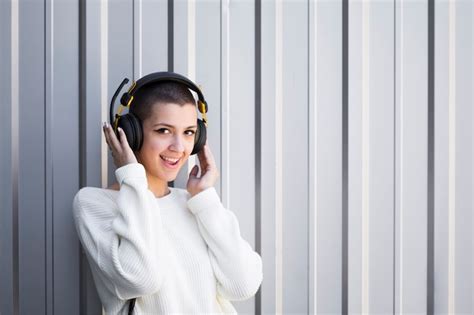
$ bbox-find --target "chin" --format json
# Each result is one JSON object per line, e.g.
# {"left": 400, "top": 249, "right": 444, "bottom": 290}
{"left": 160, "top": 166, "right": 183, "bottom": 182}
{"left": 165, "top": 174, "right": 178, "bottom": 182}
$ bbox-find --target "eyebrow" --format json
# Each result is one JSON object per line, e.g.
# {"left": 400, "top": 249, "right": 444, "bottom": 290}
{"left": 153, "top": 123, "right": 198, "bottom": 129}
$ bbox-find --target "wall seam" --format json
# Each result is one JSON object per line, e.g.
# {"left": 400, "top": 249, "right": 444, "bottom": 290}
{"left": 255, "top": 0, "right": 262, "bottom": 314}
{"left": 309, "top": 0, "right": 318, "bottom": 313}
{"left": 275, "top": 0, "right": 283, "bottom": 312}
{"left": 78, "top": 0, "right": 87, "bottom": 312}
{"left": 427, "top": 0, "right": 435, "bottom": 314}
{"left": 447, "top": 0, "right": 456, "bottom": 312}
{"left": 44, "top": 0, "right": 55, "bottom": 313}
{"left": 168, "top": 0, "right": 174, "bottom": 72}
{"left": 392, "top": 0, "right": 397, "bottom": 313}
{"left": 342, "top": 0, "right": 349, "bottom": 313}
{"left": 361, "top": 1, "right": 370, "bottom": 312}
{"left": 11, "top": 0, "right": 20, "bottom": 313}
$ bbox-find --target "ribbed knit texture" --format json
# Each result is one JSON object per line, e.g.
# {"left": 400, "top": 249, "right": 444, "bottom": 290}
{"left": 72, "top": 163, "right": 263, "bottom": 315}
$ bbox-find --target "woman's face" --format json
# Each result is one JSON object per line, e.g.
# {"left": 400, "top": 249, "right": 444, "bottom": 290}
{"left": 135, "top": 102, "right": 198, "bottom": 183}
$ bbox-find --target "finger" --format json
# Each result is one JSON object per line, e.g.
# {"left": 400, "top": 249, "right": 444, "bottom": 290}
{"left": 106, "top": 123, "right": 122, "bottom": 151}
{"left": 197, "top": 150, "right": 209, "bottom": 172}
{"left": 204, "top": 145, "right": 216, "bottom": 165}
{"left": 190, "top": 165, "right": 199, "bottom": 177}
{"left": 103, "top": 123, "right": 112, "bottom": 149}
{"left": 200, "top": 145, "right": 216, "bottom": 171}
{"left": 117, "top": 127, "right": 133, "bottom": 152}
{"left": 117, "top": 127, "right": 127, "bottom": 147}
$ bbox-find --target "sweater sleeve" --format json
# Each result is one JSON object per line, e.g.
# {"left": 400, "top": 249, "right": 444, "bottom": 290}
{"left": 187, "top": 187, "right": 263, "bottom": 301}
{"left": 73, "top": 163, "right": 169, "bottom": 300}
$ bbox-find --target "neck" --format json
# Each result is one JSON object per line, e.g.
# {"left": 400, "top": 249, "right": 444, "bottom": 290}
{"left": 145, "top": 172, "right": 171, "bottom": 198}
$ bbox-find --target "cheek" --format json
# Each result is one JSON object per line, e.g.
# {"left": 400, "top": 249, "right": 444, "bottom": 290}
{"left": 144, "top": 137, "right": 167, "bottom": 151}
{"left": 185, "top": 139, "right": 197, "bottom": 155}
{"left": 139, "top": 141, "right": 165, "bottom": 161}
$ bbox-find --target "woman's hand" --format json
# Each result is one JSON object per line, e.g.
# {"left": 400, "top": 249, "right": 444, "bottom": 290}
{"left": 187, "top": 143, "right": 219, "bottom": 197}
{"left": 103, "top": 122, "right": 137, "bottom": 168}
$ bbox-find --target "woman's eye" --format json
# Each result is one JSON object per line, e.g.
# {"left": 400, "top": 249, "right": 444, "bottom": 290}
{"left": 155, "top": 128, "right": 195, "bottom": 136}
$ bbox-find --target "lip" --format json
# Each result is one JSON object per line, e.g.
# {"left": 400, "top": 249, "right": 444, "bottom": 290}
{"left": 160, "top": 156, "right": 181, "bottom": 169}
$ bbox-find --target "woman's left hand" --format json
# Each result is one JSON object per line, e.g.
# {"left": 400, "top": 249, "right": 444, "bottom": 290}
{"left": 187, "top": 143, "right": 219, "bottom": 197}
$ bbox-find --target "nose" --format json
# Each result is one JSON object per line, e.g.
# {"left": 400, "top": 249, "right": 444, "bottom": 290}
{"left": 169, "top": 135, "right": 185, "bottom": 153}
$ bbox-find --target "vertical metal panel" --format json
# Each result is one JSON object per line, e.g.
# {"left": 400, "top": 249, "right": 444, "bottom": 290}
{"left": 367, "top": 1, "right": 395, "bottom": 313}
{"left": 107, "top": 0, "right": 133, "bottom": 186}
{"left": 172, "top": 0, "right": 189, "bottom": 80}
{"left": 220, "top": 0, "right": 230, "bottom": 206}
{"left": 80, "top": 0, "right": 105, "bottom": 313}
{"left": 281, "top": 0, "right": 309, "bottom": 313}
{"left": 308, "top": 0, "right": 316, "bottom": 313}
{"left": 100, "top": 0, "right": 109, "bottom": 190}
{"left": 139, "top": 0, "right": 168, "bottom": 76}
{"left": 80, "top": 0, "right": 108, "bottom": 313}
{"left": 195, "top": 1, "right": 222, "bottom": 197}
{"left": 12, "top": 0, "right": 19, "bottom": 312}
{"left": 260, "top": 0, "right": 277, "bottom": 313}
{"left": 50, "top": 0, "right": 81, "bottom": 313}
{"left": 0, "top": 0, "right": 14, "bottom": 314}
{"left": 173, "top": 0, "right": 195, "bottom": 190}
{"left": 448, "top": 2, "right": 456, "bottom": 312}
{"left": 395, "top": 0, "right": 428, "bottom": 313}
{"left": 45, "top": 0, "right": 53, "bottom": 312}
{"left": 316, "top": 0, "right": 342, "bottom": 313}
{"left": 275, "top": 1, "right": 283, "bottom": 312}
{"left": 348, "top": 0, "right": 363, "bottom": 312}
{"left": 83, "top": 1, "right": 105, "bottom": 189}
{"left": 454, "top": 1, "right": 473, "bottom": 312}
{"left": 226, "top": 0, "right": 256, "bottom": 313}
{"left": 18, "top": 0, "right": 46, "bottom": 313}
{"left": 472, "top": 2, "right": 474, "bottom": 311}
{"left": 434, "top": 1, "right": 450, "bottom": 313}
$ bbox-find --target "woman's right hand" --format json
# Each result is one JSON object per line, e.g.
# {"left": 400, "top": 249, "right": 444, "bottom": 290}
{"left": 103, "top": 122, "right": 138, "bottom": 168}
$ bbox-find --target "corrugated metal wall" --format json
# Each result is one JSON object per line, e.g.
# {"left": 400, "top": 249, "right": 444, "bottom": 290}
{"left": 1, "top": 0, "right": 473, "bottom": 314}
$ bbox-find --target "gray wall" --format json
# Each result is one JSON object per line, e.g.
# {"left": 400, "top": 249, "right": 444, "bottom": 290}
{"left": 1, "top": 0, "right": 473, "bottom": 314}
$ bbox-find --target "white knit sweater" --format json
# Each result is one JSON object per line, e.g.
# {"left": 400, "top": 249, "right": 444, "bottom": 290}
{"left": 72, "top": 163, "right": 263, "bottom": 315}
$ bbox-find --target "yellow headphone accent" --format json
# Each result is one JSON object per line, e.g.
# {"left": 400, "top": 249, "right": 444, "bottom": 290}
{"left": 198, "top": 101, "right": 208, "bottom": 127}
{"left": 113, "top": 81, "right": 137, "bottom": 130}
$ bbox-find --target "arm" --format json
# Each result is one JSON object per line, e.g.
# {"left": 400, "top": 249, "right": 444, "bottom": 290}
{"left": 187, "top": 187, "right": 263, "bottom": 301}
{"left": 73, "top": 163, "right": 170, "bottom": 300}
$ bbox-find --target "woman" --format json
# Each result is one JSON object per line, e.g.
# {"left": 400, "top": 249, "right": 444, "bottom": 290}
{"left": 73, "top": 73, "right": 263, "bottom": 314}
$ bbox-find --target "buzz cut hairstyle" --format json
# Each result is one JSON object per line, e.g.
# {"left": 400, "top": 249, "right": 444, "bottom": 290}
{"left": 129, "top": 81, "right": 197, "bottom": 121}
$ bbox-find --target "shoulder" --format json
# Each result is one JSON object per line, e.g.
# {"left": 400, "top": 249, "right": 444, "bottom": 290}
{"left": 73, "top": 187, "right": 118, "bottom": 221}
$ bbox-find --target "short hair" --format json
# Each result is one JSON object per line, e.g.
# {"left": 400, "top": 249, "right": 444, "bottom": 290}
{"left": 129, "top": 81, "right": 196, "bottom": 121}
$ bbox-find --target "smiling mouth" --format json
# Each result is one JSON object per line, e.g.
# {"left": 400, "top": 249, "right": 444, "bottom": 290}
{"left": 160, "top": 155, "right": 180, "bottom": 166}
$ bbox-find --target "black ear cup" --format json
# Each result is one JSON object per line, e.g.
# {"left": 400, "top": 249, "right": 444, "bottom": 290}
{"left": 191, "top": 119, "right": 207, "bottom": 155}
{"left": 116, "top": 112, "right": 143, "bottom": 151}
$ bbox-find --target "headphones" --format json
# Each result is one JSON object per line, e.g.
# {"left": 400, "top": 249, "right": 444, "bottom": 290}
{"left": 109, "top": 71, "right": 208, "bottom": 155}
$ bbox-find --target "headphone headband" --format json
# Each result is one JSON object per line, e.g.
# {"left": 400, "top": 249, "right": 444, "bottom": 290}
{"left": 109, "top": 71, "right": 209, "bottom": 131}
{"left": 127, "top": 72, "right": 206, "bottom": 104}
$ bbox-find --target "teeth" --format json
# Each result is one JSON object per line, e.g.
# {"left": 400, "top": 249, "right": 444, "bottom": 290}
{"left": 161, "top": 156, "right": 179, "bottom": 163}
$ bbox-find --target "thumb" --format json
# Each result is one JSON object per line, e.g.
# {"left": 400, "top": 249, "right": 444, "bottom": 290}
{"left": 189, "top": 165, "right": 199, "bottom": 177}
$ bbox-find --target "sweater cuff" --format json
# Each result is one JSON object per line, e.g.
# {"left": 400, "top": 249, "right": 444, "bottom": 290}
{"left": 187, "top": 186, "right": 222, "bottom": 215}
{"left": 114, "top": 163, "right": 147, "bottom": 186}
